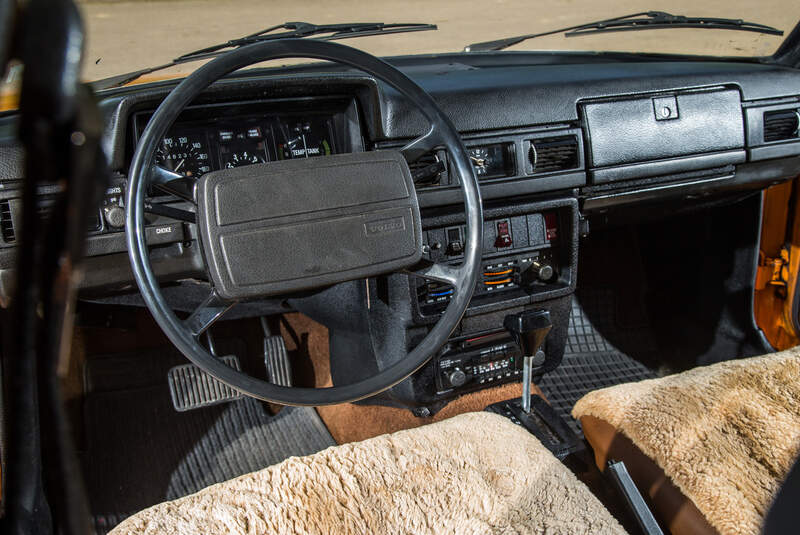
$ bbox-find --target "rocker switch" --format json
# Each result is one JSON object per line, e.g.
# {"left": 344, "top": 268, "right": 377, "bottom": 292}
{"left": 494, "top": 220, "right": 512, "bottom": 248}
{"left": 445, "top": 227, "right": 464, "bottom": 256}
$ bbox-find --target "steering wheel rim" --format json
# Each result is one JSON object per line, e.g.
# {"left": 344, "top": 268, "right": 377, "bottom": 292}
{"left": 126, "top": 39, "right": 483, "bottom": 406}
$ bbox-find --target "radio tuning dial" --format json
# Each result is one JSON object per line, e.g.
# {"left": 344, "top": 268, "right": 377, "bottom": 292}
{"left": 445, "top": 368, "right": 467, "bottom": 388}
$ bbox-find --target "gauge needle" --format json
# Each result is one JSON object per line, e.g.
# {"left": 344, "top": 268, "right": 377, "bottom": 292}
{"left": 174, "top": 159, "right": 185, "bottom": 172}
{"left": 470, "top": 156, "right": 486, "bottom": 167}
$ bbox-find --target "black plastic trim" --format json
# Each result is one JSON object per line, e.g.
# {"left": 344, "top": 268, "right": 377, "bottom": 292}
{"left": 749, "top": 143, "right": 800, "bottom": 161}
{"left": 590, "top": 150, "right": 746, "bottom": 184}
{"left": 583, "top": 157, "right": 800, "bottom": 211}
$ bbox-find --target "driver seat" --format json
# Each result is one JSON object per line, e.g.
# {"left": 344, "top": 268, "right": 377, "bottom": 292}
{"left": 109, "top": 412, "right": 625, "bottom": 535}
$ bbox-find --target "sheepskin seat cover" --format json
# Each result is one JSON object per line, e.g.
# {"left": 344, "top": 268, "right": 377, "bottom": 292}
{"left": 110, "top": 412, "right": 625, "bottom": 535}
{"left": 573, "top": 349, "right": 800, "bottom": 535}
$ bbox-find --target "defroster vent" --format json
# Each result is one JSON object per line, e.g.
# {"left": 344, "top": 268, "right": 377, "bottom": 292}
{"left": 763, "top": 109, "right": 800, "bottom": 143}
{"left": 529, "top": 135, "right": 579, "bottom": 174}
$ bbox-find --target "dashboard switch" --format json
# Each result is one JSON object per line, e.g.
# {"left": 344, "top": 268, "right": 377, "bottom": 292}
{"left": 544, "top": 212, "right": 558, "bottom": 241}
{"left": 445, "top": 227, "right": 464, "bottom": 256}
{"left": 494, "top": 220, "right": 512, "bottom": 248}
{"left": 103, "top": 204, "right": 125, "bottom": 228}
{"left": 531, "top": 260, "right": 554, "bottom": 282}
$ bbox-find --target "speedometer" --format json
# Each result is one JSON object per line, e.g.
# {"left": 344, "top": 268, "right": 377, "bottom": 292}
{"left": 155, "top": 134, "right": 211, "bottom": 178}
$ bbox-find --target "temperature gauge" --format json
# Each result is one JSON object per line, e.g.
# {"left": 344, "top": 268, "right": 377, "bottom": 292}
{"left": 276, "top": 118, "right": 334, "bottom": 160}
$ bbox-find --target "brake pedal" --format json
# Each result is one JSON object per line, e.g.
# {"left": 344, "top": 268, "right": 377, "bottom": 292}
{"left": 167, "top": 355, "right": 243, "bottom": 412}
{"left": 264, "top": 335, "right": 292, "bottom": 387}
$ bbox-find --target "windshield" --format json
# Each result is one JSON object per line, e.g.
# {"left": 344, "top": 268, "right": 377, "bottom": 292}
{"left": 8, "top": 0, "right": 800, "bottom": 87}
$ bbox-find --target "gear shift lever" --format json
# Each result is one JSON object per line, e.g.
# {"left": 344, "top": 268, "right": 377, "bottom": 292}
{"left": 504, "top": 310, "right": 552, "bottom": 413}
{"left": 487, "top": 309, "right": 579, "bottom": 459}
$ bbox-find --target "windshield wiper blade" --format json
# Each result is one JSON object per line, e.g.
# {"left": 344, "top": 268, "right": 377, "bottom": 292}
{"left": 464, "top": 11, "right": 783, "bottom": 52}
{"left": 92, "top": 21, "right": 436, "bottom": 90}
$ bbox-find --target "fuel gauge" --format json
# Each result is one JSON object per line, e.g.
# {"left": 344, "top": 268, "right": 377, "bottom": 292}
{"left": 276, "top": 118, "right": 334, "bottom": 160}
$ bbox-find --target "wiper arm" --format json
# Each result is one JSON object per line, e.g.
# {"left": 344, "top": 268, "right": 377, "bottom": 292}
{"left": 92, "top": 21, "right": 436, "bottom": 90}
{"left": 174, "top": 21, "right": 437, "bottom": 61}
{"left": 464, "top": 11, "right": 782, "bottom": 52}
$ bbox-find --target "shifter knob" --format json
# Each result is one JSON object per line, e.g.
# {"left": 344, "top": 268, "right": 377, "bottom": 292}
{"left": 504, "top": 309, "right": 552, "bottom": 414}
{"left": 503, "top": 309, "right": 552, "bottom": 358}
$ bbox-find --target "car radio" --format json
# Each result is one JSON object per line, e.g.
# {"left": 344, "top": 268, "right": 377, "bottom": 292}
{"left": 435, "top": 330, "right": 523, "bottom": 393}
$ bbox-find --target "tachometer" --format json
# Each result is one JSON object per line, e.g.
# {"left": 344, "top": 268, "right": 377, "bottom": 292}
{"left": 218, "top": 126, "right": 269, "bottom": 169}
{"left": 224, "top": 150, "right": 266, "bottom": 168}
{"left": 155, "top": 134, "right": 211, "bottom": 178}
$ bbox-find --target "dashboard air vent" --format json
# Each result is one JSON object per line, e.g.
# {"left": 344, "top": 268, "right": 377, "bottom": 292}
{"left": 0, "top": 200, "right": 15, "bottom": 243}
{"left": 530, "top": 135, "right": 579, "bottom": 174}
{"left": 763, "top": 109, "right": 799, "bottom": 142}
{"left": 409, "top": 151, "right": 447, "bottom": 188}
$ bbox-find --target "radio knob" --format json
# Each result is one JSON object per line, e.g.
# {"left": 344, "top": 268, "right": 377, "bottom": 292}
{"left": 104, "top": 204, "right": 125, "bottom": 228}
{"left": 531, "top": 260, "right": 554, "bottom": 282}
{"left": 445, "top": 368, "right": 467, "bottom": 388}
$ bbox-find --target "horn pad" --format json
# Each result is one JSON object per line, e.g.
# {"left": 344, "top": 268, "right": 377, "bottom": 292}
{"left": 195, "top": 151, "right": 423, "bottom": 300}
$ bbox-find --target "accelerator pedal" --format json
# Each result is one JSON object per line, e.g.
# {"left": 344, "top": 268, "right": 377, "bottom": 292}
{"left": 264, "top": 335, "right": 292, "bottom": 387}
{"left": 167, "top": 355, "right": 243, "bottom": 412}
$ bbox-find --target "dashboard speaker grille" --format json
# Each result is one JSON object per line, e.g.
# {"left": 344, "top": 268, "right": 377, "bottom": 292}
{"left": 530, "top": 136, "right": 579, "bottom": 174}
{"left": 0, "top": 200, "right": 16, "bottom": 243}
{"left": 763, "top": 109, "right": 799, "bottom": 142}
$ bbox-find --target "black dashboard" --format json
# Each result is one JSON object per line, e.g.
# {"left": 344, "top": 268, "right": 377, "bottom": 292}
{"left": 2, "top": 51, "right": 800, "bottom": 408}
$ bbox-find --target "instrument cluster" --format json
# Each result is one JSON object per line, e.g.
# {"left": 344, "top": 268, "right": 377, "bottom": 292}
{"left": 152, "top": 113, "right": 338, "bottom": 180}
{"left": 133, "top": 97, "right": 361, "bottom": 185}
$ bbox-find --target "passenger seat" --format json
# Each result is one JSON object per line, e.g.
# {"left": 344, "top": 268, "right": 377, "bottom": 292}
{"left": 573, "top": 349, "right": 800, "bottom": 535}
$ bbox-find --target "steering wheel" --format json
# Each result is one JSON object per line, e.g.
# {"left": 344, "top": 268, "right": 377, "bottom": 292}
{"left": 126, "top": 39, "right": 483, "bottom": 406}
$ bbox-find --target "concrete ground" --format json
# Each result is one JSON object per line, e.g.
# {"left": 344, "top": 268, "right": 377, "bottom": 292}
{"left": 76, "top": 0, "right": 799, "bottom": 82}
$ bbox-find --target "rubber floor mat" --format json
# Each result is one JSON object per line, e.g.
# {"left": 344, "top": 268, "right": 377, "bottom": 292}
{"left": 83, "top": 347, "right": 334, "bottom": 534}
{"left": 538, "top": 297, "right": 657, "bottom": 435}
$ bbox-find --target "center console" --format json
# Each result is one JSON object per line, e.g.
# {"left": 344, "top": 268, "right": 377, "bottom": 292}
{"left": 415, "top": 210, "right": 560, "bottom": 316}
{"left": 394, "top": 196, "right": 579, "bottom": 410}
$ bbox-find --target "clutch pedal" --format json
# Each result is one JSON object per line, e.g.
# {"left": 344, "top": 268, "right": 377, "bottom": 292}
{"left": 167, "top": 355, "right": 243, "bottom": 412}
{"left": 264, "top": 335, "right": 292, "bottom": 387}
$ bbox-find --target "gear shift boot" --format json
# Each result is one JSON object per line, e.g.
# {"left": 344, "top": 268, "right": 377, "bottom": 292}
{"left": 486, "top": 395, "right": 582, "bottom": 459}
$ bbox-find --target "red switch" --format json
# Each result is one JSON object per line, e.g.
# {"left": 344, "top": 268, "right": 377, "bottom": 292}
{"left": 495, "top": 220, "right": 512, "bottom": 248}
{"left": 544, "top": 212, "right": 558, "bottom": 241}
